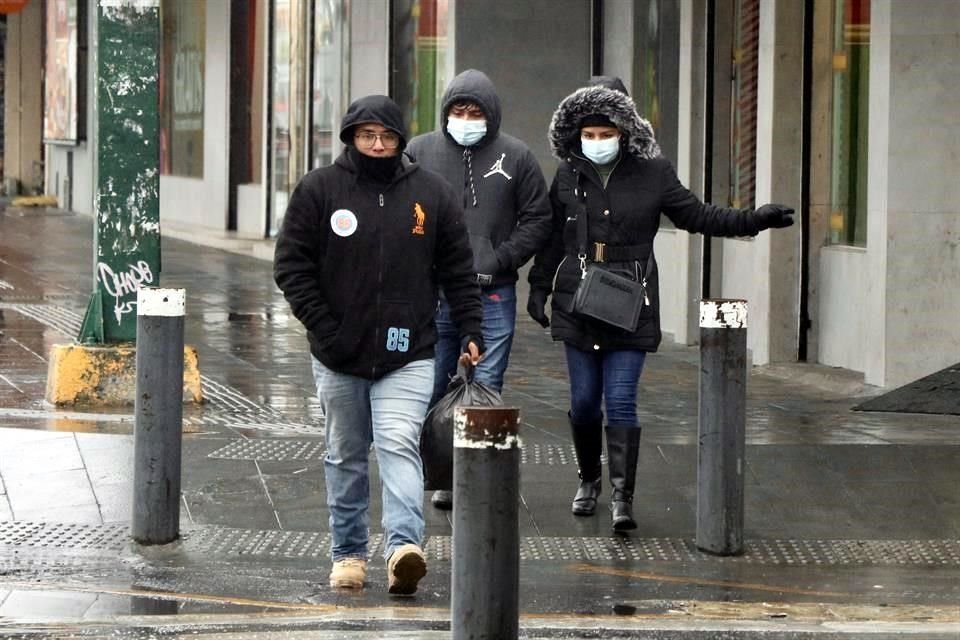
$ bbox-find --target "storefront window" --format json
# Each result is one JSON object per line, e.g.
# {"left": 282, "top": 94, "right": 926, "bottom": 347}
{"left": 160, "top": 0, "right": 205, "bottom": 178}
{"left": 633, "top": 0, "right": 679, "bottom": 165}
{"left": 44, "top": 0, "right": 84, "bottom": 144}
{"left": 270, "top": 0, "right": 309, "bottom": 234}
{"left": 311, "top": 0, "right": 350, "bottom": 169}
{"left": 391, "top": 0, "right": 453, "bottom": 137}
{"left": 730, "top": 0, "right": 758, "bottom": 209}
{"left": 829, "top": 0, "right": 869, "bottom": 246}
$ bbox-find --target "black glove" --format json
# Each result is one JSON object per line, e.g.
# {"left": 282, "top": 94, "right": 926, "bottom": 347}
{"left": 526, "top": 289, "right": 550, "bottom": 328}
{"left": 753, "top": 204, "right": 796, "bottom": 230}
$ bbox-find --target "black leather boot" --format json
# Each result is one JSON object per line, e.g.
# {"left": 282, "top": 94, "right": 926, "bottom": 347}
{"left": 570, "top": 413, "right": 603, "bottom": 516}
{"left": 605, "top": 425, "right": 641, "bottom": 531}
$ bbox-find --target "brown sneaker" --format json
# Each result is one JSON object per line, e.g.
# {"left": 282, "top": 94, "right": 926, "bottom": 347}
{"left": 387, "top": 543, "right": 427, "bottom": 595}
{"left": 329, "top": 557, "right": 367, "bottom": 589}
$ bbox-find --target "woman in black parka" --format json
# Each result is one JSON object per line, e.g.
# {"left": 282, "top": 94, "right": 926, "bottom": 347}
{"left": 527, "top": 78, "right": 794, "bottom": 531}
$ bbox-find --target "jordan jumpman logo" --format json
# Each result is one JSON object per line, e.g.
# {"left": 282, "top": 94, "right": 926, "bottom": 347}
{"left": 483, "top": 153, "right": 513, "bottom": 180}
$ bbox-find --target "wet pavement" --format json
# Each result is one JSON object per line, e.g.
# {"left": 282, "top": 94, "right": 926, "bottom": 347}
{"left": 0, "top": 212, "right": 959, "bottom": 637}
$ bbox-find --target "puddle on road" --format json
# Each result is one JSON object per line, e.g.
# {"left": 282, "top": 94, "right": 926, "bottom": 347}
{"left": 0, "top": 408, "right": 205, "bottom": 435}
{"left": 0, "top": 587, "right": 277, "bottom": 617}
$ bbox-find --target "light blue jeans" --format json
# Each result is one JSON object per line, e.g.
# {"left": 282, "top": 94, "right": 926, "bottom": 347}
{"left": 312, "top": 357, "right": 434, "bottom": 562}
{"left": 432, "top": 284, "right": 516, "bottom": 404}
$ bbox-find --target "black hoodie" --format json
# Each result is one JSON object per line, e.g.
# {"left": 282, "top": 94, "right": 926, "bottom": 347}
{"left": 274, "top": 95, "right": 482, "bottom": 380}
{"left": 405, "top": 70, "right": 551, "bottom": 289}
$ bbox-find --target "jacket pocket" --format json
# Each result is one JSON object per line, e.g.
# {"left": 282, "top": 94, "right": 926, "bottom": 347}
{"left": 469, "top": 234, "right": 499, "bottom": 276}
{"left": 317, "top": 301, "right": 364, "bottom": 367}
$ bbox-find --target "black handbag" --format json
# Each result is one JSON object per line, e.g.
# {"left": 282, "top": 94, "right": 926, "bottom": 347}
{"left": 569, "top": 173, "right": 654, "bottom": 333}
{"left": 571, "top": 261, "right": 649, "bottom": 332}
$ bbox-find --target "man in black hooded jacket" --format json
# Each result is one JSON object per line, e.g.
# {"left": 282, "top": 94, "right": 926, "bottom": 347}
{"left": 274, "top": 95, "right": 483, "bottom": 595}
{"left": 406, "top": 69, "right": 552, "bottom": 510}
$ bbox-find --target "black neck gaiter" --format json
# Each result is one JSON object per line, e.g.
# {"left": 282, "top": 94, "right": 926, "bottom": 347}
{"left": 348, "top": 147, "right": 402, "bottom": 184}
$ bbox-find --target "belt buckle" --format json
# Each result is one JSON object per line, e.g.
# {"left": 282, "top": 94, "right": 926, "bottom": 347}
{"left": 593, "top": 242, "right": 605, "bottom": 263}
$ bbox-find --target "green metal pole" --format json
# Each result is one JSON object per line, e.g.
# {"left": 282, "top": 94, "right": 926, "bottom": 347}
{"left": 79, "top": 0, "right": 160, "bottom": 344}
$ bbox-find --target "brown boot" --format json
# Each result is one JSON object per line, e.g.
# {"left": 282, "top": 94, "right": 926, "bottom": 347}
{"left": 387, "top": 543, "right": 427, "bottom": 595}
{"left": 329, "top": 557, "right": 367, "bottom": 589}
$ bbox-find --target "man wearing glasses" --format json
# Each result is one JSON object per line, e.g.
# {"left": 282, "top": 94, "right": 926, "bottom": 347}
{"left": 406, "top": 70, "right": 552, "bottom": 510}
{"left": 274, "top": 95, "right": 483, "bottom": 596}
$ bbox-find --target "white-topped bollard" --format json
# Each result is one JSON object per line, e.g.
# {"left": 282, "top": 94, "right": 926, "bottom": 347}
{"left": 451, "top": 406, "right": 521, "bottom": 640}
{"left": 697, "top": 299, "right": 747, "bottom": 556}
{"left": 132, "top": 287, "right": 185, "bottom": 545}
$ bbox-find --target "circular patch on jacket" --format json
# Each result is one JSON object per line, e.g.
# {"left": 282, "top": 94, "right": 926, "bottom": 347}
{"left": 330, "top": 209, "right": 358, "bottom": 237}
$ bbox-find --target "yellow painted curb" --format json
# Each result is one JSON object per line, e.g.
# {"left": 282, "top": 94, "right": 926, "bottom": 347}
{"left": 45, "top": 343, "right": 203, "bottom": 406}
{"left": 11, "top": 194, "right": 59, "bottom": 207}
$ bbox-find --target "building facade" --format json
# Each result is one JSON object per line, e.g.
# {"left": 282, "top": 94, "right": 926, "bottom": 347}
{"left": 12, "top": 0, "right": 960, "bottom": 389}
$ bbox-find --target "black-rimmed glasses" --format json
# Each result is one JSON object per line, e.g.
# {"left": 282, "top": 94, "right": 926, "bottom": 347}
{"left": 354, "top": 131, "right": 401, "bottom": 149}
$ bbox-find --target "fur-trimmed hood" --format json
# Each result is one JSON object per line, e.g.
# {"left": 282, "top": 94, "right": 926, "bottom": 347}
{"left": 548, "top": 86, "right": 660, "bottom": 161}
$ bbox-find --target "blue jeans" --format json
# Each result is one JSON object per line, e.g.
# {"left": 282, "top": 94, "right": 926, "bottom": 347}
{"left": 564, "top": 344, "right": 647, "bottom": 428}
{"left": 432, "top": 284, "right": 516, "bottom": 403}
{"left": 312, "top": 357, "right": 434, "bottom": 562}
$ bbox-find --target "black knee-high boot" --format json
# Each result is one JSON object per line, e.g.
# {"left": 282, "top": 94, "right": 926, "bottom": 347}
{"left": 605, "top": 425, "right": 641, "bottom": 531}
{"left": 569, "top": 413, "right": 603, "bottom": 516}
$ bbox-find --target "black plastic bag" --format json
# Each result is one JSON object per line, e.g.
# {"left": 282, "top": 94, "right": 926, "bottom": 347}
{"left": 420, "top": 363, "right": 502, "bottom": 490}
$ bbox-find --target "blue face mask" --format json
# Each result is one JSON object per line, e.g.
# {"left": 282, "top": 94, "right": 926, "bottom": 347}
{"left": 447, "top": 117, "right": 487, "bottom": 147}
{"left": 581, "top": 136, "right": 620, "bottom": 165}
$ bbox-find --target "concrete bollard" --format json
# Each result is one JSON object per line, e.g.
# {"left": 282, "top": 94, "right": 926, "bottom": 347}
{"left": 451, "top": 406, "right": 521, "bottom": 640}
{"left": 696, "top": 298, "right": 747, "bottom": 556}
{"left": 132, "top": 288, "right": 186, "bottom": 545}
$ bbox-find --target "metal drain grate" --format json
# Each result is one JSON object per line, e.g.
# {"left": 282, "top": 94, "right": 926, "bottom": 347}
{"left": 188, "top": 414, "right": 323, "bottom": 436}
{"left": 0, "top": 521, "right": 128, "bottom": 551}
{"left": 181, "top": 527, "right": 385, "bottom": 558}
{"left": 201, "top": 377, "right": 287, "bottom": 415}
{"left": 1, "top": 521, "right": 957, "bottom": 566}
{"left": 207, "top": 439, "right": 583, "bottom": 464}
{"left": 208, "top": 438, "right": 326, "bottom": 462}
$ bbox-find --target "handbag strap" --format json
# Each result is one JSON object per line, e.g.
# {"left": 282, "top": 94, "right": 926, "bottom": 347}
{"left": 572, "top": 169, "right": 656, "bottom": 282}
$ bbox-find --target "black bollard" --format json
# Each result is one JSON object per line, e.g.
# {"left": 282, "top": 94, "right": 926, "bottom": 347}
{"left": 451, "top": 406, "right": 521, "bottom": 640}
{"left": 696, "top": 298, "right": 747, "bottom": 556}
{"left": 132, "top": 287, "right": 185, "bottom": 545}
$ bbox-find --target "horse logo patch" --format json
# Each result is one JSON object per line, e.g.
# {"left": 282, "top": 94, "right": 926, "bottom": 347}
{"left": 412, "top": 203, "right": 426, "bottom": 235}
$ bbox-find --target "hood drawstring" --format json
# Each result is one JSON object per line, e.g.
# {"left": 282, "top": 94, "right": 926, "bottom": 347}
{"left": 462, "top": 149, "right": 478, "bottom": 208}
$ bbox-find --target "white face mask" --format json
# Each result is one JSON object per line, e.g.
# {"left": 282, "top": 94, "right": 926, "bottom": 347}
{"left": 581, "top": 136, "right": 620, "bottom": 165}
{"left": 447, "top": 116, "right": 487, "bottom": 147}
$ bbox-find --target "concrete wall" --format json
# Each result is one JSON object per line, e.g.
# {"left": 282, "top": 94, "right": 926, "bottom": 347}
{"left": 818, "top": 245, "right": 867, "bottom": 372}
{"left": 453, "top": 0, "right": 592, "bottom": 171}
{"left": 349, "top": 0, "right": 388, "bottom": 101}
{"left": 159, "top": 0, "right": 231, "bottom": 230}
{"left": 805, "top": 0, "right": 836, "bottom": 364}
{"left": 657, "top": 0, "right": 709, "bottom": 346}
{"left": 4, "top": 0, "right": 43, "bottom": 194}
{"left": 602, "top": 1, "right": 634, "bottom": 95}
{"left": 863, "top": 0, "right": 960, "bottom": 388}
{"left": 747, "top": 0, "right": 803, "bottom": 364}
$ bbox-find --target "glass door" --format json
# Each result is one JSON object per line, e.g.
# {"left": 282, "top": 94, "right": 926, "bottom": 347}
{"left": 269, "top": 0, "right": 351, "bottom": 234}
{"left": 310, "top": 0, "right": 350, "bottom": 170}
{"left": 269, "top": 0, "right": 309, "bottom": 235}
